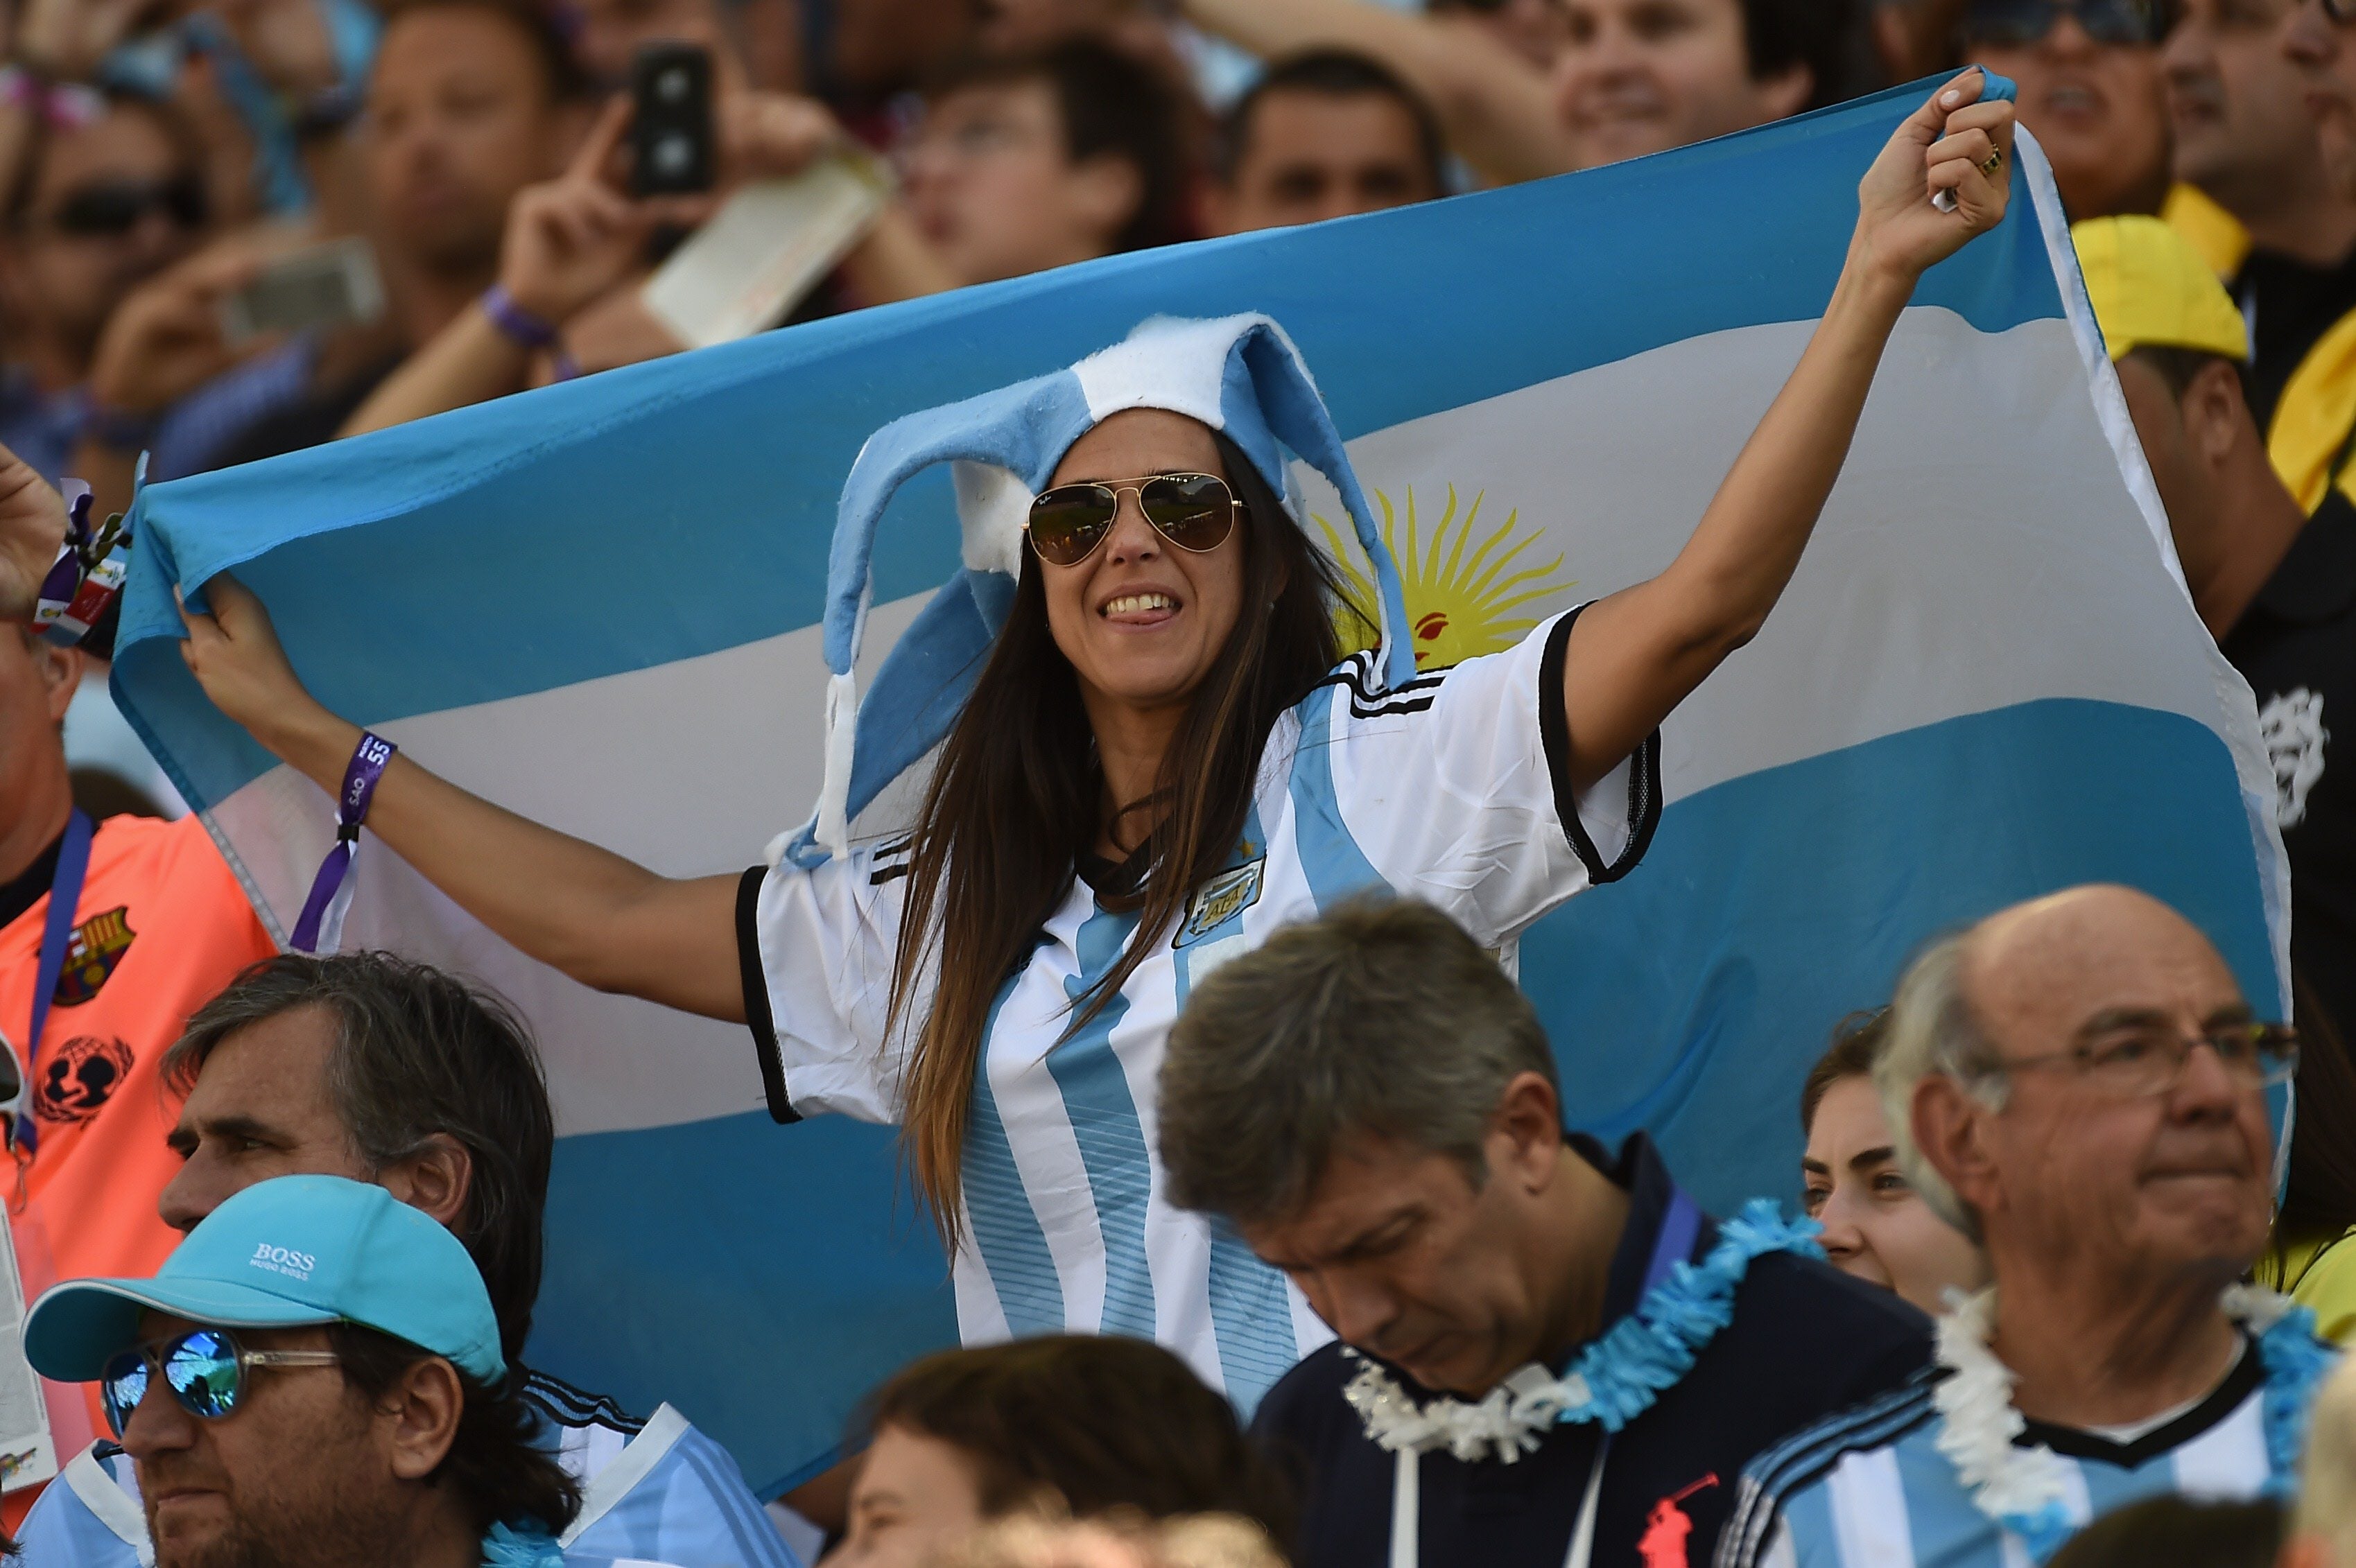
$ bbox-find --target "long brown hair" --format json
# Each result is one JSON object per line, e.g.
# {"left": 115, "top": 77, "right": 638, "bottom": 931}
{"left": 889, "top": 430, "right": 1344, "bottom": 1235}
{"left": 2272, "top": 970, "right": 2356, "bottom": 1280}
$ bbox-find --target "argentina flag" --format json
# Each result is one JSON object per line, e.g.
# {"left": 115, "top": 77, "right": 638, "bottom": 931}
{"left": 107, "top": 73, "right": 2287, "bottom": 1499}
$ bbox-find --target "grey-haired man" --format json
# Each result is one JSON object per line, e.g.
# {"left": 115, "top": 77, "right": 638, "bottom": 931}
{"left": 1157, "top": 897, "right": 1930, "bottom": 1568}
{"left": 1717, "top": 884, "right": 2332, "bottom": 1568}
{"left": 18, "top": 952, "right": 797, "bottom": 1568}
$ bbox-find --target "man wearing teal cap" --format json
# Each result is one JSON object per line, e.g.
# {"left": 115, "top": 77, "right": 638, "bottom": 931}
{"left": 24, "top": 1174, "right": 677, "bottom": 1568}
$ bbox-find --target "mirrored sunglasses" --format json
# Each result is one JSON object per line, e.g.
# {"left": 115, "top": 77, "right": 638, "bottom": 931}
{"left": 1024, "top": 473, "right": 1241, "bottom": 567}
{"left": 100, "top": 1327, "right": 340, "bottom": 1438}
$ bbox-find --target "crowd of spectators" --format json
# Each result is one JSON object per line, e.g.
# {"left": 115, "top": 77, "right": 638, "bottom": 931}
{"left": 0, "top": 0, "right": 2337, "bottom": 828}
{"left": 1, "top": 0, "right": 2355, "bottom": 1567}
{"left": 0, "top": 0, "right": 2341, "bottom": 616}
{"left": 9, "top": 0, "right": 2338, "bottom": 611}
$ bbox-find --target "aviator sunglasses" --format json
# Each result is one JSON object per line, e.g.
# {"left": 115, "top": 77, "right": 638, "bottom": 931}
{"left": 1024, "top": 473, "right": 1242, "bottom": 566}
{"left": 100, "top": 1327, "right": 341, "bottom": 1438}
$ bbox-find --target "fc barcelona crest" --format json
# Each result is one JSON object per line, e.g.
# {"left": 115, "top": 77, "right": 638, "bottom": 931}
{"left": 53, "top": 906, "right": 135, "bottom": 1004}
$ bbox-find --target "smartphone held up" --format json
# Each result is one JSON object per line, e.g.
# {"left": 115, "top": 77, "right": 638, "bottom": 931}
{"left": 217, "top": 238, "right": 387, "bottom": 347}
{"left": 631, "top": 43, "right": 716, "bottom": 197}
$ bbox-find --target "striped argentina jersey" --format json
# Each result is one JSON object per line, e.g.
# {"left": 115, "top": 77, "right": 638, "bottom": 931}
{"left": 741, "top": 606, "right": 1661, "bottom": 1411}
{"left": 1715, "top": 1341, "right": 2295, "bottom": 1568}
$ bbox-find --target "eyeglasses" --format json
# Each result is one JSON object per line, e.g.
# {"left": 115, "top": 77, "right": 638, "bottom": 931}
{"left": 100, "top": 1327, "right": 340, "bottom": 1438}
{"left": 46, "top": 173, "right": 208, "bottom": 238}
{"left": 1979, "top": 1019, "right": 2298, "bottom": 1099}
{"left": 1023, "top": 473, "right": 1242, "bottom": 567}
{"left": 1966, "top": 0, "right": 2174, "bottom": 45}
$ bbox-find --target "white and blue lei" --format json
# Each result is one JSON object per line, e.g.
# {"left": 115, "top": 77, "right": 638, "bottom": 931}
{"left": 483, "top": 1522, "right": 565, "bottom": 1567}
{"left": 1342, "top": 1198, "right": 1824, "bottom": 1462}
{"left": 1930, "top": 1282, "right": 2337, "bottom": 1565}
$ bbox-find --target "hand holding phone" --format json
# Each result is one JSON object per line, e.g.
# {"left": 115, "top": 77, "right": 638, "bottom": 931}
{"left": 501, "top": 97, "right": 689, "bottom": 329}
{"left": 217, "top": 237, "right": 386, "bottom": 346}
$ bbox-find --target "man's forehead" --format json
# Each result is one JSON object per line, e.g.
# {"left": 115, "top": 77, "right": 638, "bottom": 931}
{"left": 372, "top": 7, "right": 542, "bottom": 94}
{"left": 186, "top": 1007, "right": 343, "bottom": 1115}
{"left": 1251, "top": 1135, "right": 1466, "bottom": 1251}
{"left": 133, "top": 1308, "right": 317, "bottom": 1348}
{"left": 135, "top": 1309, "right": 202, "bottom": 1339}
{"left": 40, "top": 113, "right": 175, "bottom": 193}
{"left": 1968, "top": 887, "right": 2243, "bottom": 1034}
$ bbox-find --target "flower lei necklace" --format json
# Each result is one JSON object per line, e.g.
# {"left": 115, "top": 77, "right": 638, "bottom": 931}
{"left": 1342, "top": 1199, "right": 1821, "bottom": 1458}
{"left": 1341, "top": 1199, "right": 1822, "bottom": 1568}
{"left": 483, "top": 1522, "right": 565, "bottom": 1567}
{"left": 1930, "top": 1282, "right": 2337, "bottom": 1565}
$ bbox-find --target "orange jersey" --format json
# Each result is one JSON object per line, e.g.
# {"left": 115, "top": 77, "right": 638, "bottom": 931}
{"left": 1, "top": 812, "right": 275, "bottom": 1464}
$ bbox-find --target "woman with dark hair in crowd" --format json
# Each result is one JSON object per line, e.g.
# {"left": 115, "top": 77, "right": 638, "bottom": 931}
{"left": 829, "top": 1336, "right": 1290, "bottom": 1568}
{"left": 2257, "top": 975, "right": 2356, "bottom": 1343}
{"left": 175, "top": 71, "right": 2011, "bottom": 1412}
{"left": 1799, "top": 1008, "right": 1986, "bottom": 1314}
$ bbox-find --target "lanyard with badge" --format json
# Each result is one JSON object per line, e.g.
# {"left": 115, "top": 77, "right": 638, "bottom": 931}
{"left": 2, "top": 478, "right": 131, "bottom": 1165}
{"left": 1, "top": 807, "right": 95, "bottom": 1173}
{"left": 1369, "top": 1187, "right": 1709, "bottom": 1568}
{"left": 0, "top": 810, "right": 92, "bottom": 1499}
{"left": 1556, "top": 1190, "right": 1702, "bottom": 1568}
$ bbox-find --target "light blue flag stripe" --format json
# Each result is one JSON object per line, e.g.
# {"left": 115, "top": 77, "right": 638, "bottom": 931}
{"left": 1534, "top": 699, "right": 2277, "bottom": 1160}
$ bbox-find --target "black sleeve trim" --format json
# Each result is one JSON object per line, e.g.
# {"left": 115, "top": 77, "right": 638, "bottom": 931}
{"left": 736, "top": 864, "right": 799, "bottom": 1124}
{"left": 520, "top": 1366, "right": 647, "bottom": 1435}
{"left": 1538, "top": 604, "right": 1663, "bottom": 886}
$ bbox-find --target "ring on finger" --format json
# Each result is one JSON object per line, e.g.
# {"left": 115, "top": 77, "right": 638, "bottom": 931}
{"left": 1980, "top": 143, "right": 2004, "bottom": 175}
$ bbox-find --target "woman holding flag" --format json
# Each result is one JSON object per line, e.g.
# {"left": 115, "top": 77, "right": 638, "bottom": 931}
{"left": 174, "top": 71, "right": 2014, "bottom": 1406}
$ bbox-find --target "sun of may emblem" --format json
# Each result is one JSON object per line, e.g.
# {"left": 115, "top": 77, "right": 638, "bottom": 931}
{"left": 1315, "top": 486, "right": 1576, "bottom": 670}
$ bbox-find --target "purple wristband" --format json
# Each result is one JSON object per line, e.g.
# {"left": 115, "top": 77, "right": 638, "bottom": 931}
{"left": 290, "top": 731, "right": 397, "bottom": 953}
{"left": 481, "top": 284, "right": 559, "bottom": 350}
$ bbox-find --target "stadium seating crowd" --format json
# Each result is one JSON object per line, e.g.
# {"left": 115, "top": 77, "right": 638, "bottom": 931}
{"left": 1, "top": 0, "right": 2355, "bottom": 1565}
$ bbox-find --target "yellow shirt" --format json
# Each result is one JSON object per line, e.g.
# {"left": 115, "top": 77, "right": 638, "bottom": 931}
{"left": 2160, "top": 182, "right": 2253, "bottom": 280}
{"left": 2270, "top": 307, "right": 2356, "bottom": 517}
{"left": 2260, "top": 1228, "right": 2356, "bottom": 1344}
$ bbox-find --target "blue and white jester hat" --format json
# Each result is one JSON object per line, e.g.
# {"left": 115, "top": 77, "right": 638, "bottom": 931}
{"left": 784, "top": 313, "right": 1416, "bottom": 868}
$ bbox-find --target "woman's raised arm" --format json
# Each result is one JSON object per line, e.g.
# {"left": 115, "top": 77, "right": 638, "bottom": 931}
{"left": 1558, "top": 69, "right": 2015, "bottom": 790}
{"left": 181, "top": 576, "right": 749, "bottom": 1022}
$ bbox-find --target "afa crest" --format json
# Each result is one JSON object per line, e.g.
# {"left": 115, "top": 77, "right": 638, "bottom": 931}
{"left": 53, "top": 905, "right": 135, "bottom": 1005}
{"left": 1317, "top": 485, "right": 1577, "bottom": 670}
{"left": 1178, "top": 860, "right": 1265, "bottom": 946}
